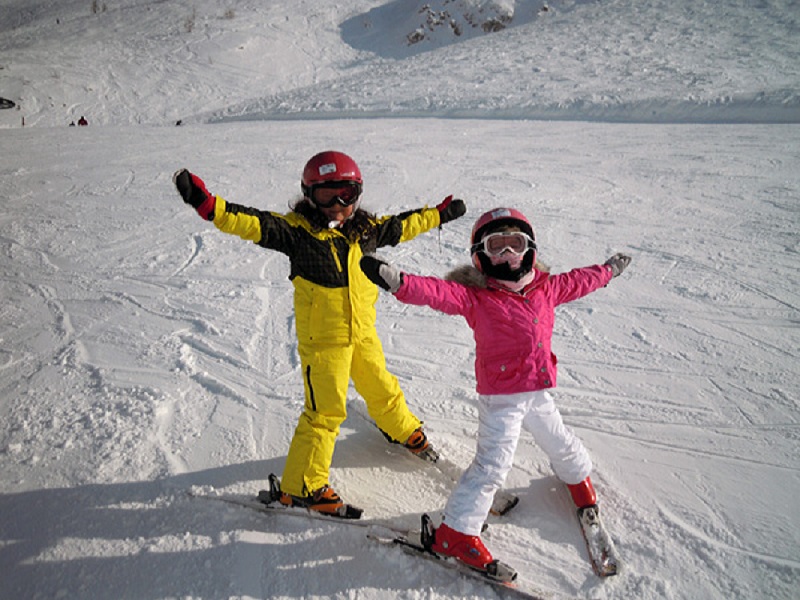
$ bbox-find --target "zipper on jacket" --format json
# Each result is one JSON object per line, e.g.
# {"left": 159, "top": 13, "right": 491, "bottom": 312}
{"left": 328, "top": 238, "right": 343, "bottom": 273}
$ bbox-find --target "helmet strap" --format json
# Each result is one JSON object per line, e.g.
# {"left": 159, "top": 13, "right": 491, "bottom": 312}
{"left": 488, "top": 270, "right": 535, "bottom": 292}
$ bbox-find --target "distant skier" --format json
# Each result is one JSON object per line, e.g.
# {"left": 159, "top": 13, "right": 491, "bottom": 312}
{"left": 173, "top": 151, "right": 466, "bottom": 516}
{"left": 77, "top": 116, "right": 88, "bottom": 126}
{"left": 361, "top": 207, "right": 631, "bottom": 573}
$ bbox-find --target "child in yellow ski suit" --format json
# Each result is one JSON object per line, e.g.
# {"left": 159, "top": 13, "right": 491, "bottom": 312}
{"left": 174, "top": 150, "right": 466, "bottom": 514}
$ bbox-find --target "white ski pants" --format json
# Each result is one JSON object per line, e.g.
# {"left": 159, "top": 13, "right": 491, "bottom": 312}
{"left": 443, "top": 390, "right": 592, "bottom": 536}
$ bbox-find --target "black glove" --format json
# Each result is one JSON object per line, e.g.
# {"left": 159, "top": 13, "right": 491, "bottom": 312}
{"left": 360, "top": 256, "right": 404, "bottom": 293}
{"left": 173, "top": 169, "right": 216, "bottom": 221}
{"left": 436, "top": 195, "right": 466, "bottom": 225}
{"left": 604, "top": 253, "right": 632, "bottom": 278}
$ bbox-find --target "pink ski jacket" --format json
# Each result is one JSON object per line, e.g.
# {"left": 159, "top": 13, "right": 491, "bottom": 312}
{"left": 394, "top": 265, "right": 613, "bottom": 395}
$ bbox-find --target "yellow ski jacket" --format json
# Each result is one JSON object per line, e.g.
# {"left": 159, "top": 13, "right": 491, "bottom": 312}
{"left": 211, "top": 197, "right": 443, "bottom": 346}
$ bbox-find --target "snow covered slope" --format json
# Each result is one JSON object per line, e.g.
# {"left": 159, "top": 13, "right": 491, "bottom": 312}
{"left": 1, "top": 1, "right": 798, "bottom": 599}
{"left": 1, "top": 0, "right": 798, "bottom": 127}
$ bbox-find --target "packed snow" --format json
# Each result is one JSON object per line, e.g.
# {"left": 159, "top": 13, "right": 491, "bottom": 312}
{"left": 1, "top": 1, "right": 798, "bottom": 599}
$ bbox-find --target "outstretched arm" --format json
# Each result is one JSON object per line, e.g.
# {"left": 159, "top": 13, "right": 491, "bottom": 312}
{"left": 549, "top": 253, "right": 632, "bottom": 306}
{"left": 174, "top": 168, "right": 297, "bottom": 250}
{"left": 373, "top": 196, "right": 467, "bottom": 248}
{"left": 360, "top": 255, "right": 472, "bottom": 317}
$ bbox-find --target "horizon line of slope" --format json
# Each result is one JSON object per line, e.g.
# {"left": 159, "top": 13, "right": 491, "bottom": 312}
{"left": 197, "top": 94, "right": 800, "bottom": 125}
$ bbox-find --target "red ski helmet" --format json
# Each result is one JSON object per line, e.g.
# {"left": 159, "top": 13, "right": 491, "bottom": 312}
{"left": 471, "top": 208, "right": 537, "bottom": 281}
{"left": 301, "top": 151, "right": 363, "bottom": 204}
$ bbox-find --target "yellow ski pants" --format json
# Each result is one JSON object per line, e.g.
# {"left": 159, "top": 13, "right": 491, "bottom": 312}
{"left": 280, "top": 331, "right": 421, "bottom": 497}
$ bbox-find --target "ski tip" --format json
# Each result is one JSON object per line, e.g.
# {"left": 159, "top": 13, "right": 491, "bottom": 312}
{"left": 595, "top": 558, "right": 620, "bottom": 578}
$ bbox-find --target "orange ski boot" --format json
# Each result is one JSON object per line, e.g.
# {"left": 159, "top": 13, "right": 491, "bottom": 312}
{"left": 404, "top": 427, "right": 439, "bottom": 462}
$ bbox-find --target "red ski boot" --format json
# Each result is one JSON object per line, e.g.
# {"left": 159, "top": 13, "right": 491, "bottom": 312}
{"left": 421, "top": 515, "right": 517, "bottom": 582}
{"left": 430, "top": 522, "right": 494, "bottom": 570}
{"left": 567, "top": 476, "right": 597, "bottom": 509}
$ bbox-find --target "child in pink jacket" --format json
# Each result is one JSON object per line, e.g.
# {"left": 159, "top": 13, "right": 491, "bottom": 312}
{"left": 360, "top": 207, "right": 631, "bottom": 574}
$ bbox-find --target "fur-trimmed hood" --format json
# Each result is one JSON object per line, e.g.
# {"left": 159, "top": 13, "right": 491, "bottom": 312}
{"left": 444, "top": 261, "right": 551, "bottom": 288}
{"left": 445, "top": 265, "right": 489, "bottom": 287}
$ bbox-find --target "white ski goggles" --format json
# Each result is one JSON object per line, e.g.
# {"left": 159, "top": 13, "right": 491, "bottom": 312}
{"left": 479, "top": 231, "right": 536, "bottom": 256}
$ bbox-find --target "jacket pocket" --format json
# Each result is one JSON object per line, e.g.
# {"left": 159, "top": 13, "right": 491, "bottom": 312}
{"left": 479, "top": 353, "right": 526, "bottom": 389}
{"left": 298, "top": 283, "right": 352, "bottom": 344}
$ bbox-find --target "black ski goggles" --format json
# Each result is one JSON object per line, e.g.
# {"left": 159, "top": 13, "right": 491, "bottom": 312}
{"left": 310, "top": 181, "right": 363, "bottom": 208}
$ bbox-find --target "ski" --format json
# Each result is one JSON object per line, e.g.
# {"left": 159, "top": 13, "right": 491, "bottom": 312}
{"left": 347, "top": 399, "right": 519, "bottom": 516}
{"left": 368, "top": 514, "right": 551, "bottom": 600}
{"left": 189, "top": 473, "right": 408, "bottom": 535}
{"left": 576, "top": 505, "right": 620, "bottom": 577}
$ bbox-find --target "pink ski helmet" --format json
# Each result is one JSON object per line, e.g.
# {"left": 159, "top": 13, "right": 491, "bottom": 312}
{"left": 470, "top": 208, "right": 537, "bottom": 281}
